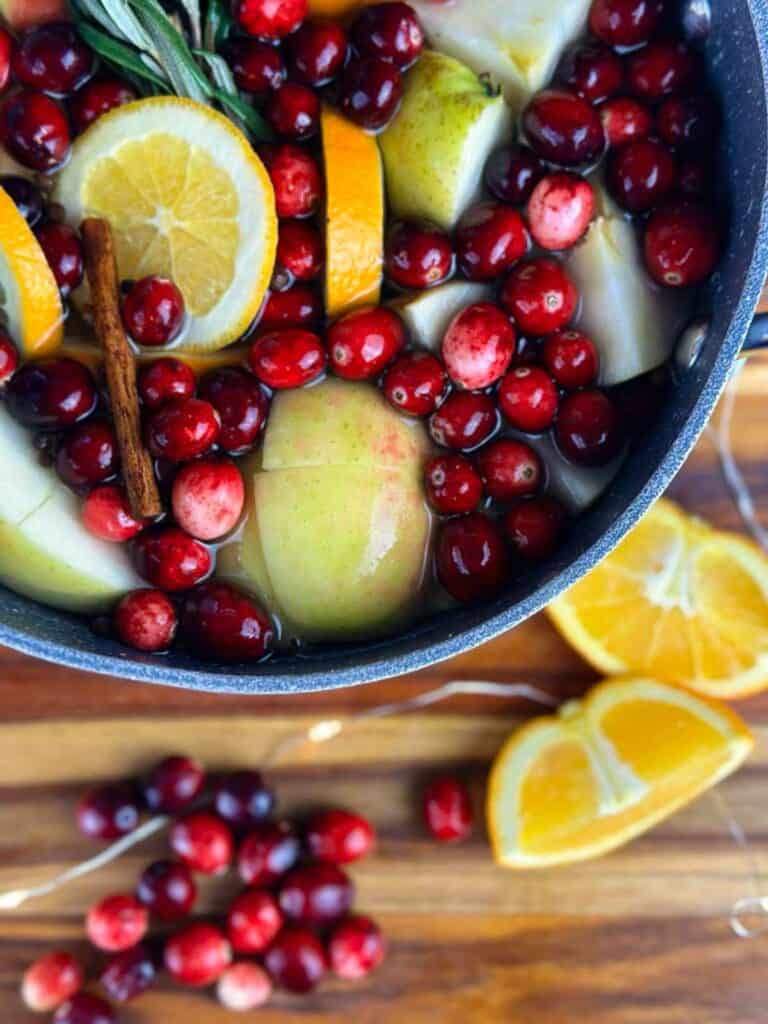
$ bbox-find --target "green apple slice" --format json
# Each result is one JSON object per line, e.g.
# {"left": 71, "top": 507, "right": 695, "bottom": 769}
{"left": 391, "top": 281, "right": 492, "bottom": 352}
{"left": 0, "top": 406, "right": 56, "bottom": 524}
{"left": 379, "top": 51, "right": 512, "bottom": 230}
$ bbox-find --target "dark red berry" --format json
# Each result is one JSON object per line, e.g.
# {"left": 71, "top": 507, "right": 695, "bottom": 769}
{"left": 170, "top": 811, "right": 234, "bottom": 875}
{"left": 226, "top": 38, "right": 286, "bottom": 95}
{"left": 627, "top": 41, "right": 697, "bottom": 101}
{"left": 498, "top": 366, "right": 559, "bottom": 433}
{"left": 644, "top": 200, "right": 720, "bottom": 287}
{"left": 76, "top": 783, "right": 141, "bottom": 841}
{"left": 424, "top": 454, "right": 483, "bottom": 515}
{"left": 289, "top": 19, "right": 348, "bottom": 85}
{"left": 456, "top": 201, "right": 528, "bottom": 282}
{"left": 56, "top": 419, "right": 118, "bottom": 488}
{"left": 429, "top": 391, "right": 497, "bottom": 450}
{"left": 260, "top": 142, "right": 323, "bottom": 219}
{"left": 164, "top": 923, "right": 232, "bottom": 987}
{"left": 86, "top": 892, "right": 149, "bottom": 952}
{"left": 0, "top": 27, "right": 10, "bottom": 95}
{"left": 385, "top": 219, "right": 454, "bottom": 289}
{"left": 305, "top": 809, "right": 375, "bottom": 864}
{"left": 227, "top": 889, "right": 283, "bottom": 953}
{"left": 214, "top": 771, "right": 275, "bottom": 830}
{"left": 198, "top": 367, "right": 269, "bottom": 454}
{"left": 501, "top": 258, "right": 578, "bottom": 336}
{"left": 339, "top": 56, "right": 402, "bottom": 130}
{"left": 559, "top": 42, "right": 624, "bottom": 105}
{"left": 484, "top": 145, "right": 545, "bottom": 206}
{"left": 442, "top": 302, "right": 516, "bottom": 390}
{"left": 146, "top": 397, "right": 220, "bottom": 460}
{"left": 588, "top": 0, "right": 663, "bottom": 48}
{"left": 6, "top": 357, "right": 96, "bottom": 429}
{"left": 523, "top": 89, "right": 604, "bottom": 166}
{"left": 598, "top": 96, "right": 653, "bottom": 148}
{"left": 328, "top": 305, "right": 405, "bottom": 380}
{"left": 436, "top": 513, "right": 509, "bottom": 603}
{"left": 276, "top": 220, "right": 323, "bottom": 282}
{"left": 328, "top": 915, "right": 386, "bottom": 979}
{"left": 70, "top": 77, "right": 137, "bottom": 133}
{"left": 541, "top": 329, "right": 599, "bottom": 389}
{"left": 138, "top": 357, "right": 196, "bottom": 410}
{"left": 504, "top": 496, "right": 566, "bottom": 561}
{"left": 1, "top": 174, "right": 43, "bottom": 226}
{"left": 526, "top": 172, "right": 595, "bottom": 251}
{"left": 35, "top": 221, "right": 83, "bottom": 295}
{"left": 249, "top": 328, "right": 326, "bottom": 388}
{"left": 13, "top": 22, "right": 93, "bottom": 96}
{"left": 555, "top": 388, "right": 624, "bottom": 466}
{"left": 115, "top": 589, "right": 177, "bottom": 652}
{"left": 279, "top": 863, "right": 354, "bottom": 927}
{"left": 122, "top": 275, "right": 185, "bottom": 347}
{"left": 0, "top": 90, "right": 70, "bottom": 170}
{"left": 657, "top": 94, "right": 716, "bottom": 148}
{"left": 137, "top": 859, "right": 197, "bottom": 920}
{"left": 382, "top": 349, "right": 446, "bottom": 416}
{"left": 133, "top": 527, "right": 211, "bottom": 592}
{"left": 265, "top": 81, "right": 320, "bottom": 139}
{"left": 608, "top": 138, "right": 676, "bottom": 213}
{"left": 350, "top": 2, "right": 424, "bottom": 68}
{"left": 258, "top": 284, "right": 322, "bottom": 329}
{"left": 476, "top": 438, "right": 542, "bottom": 500}
{"left": 234, "top": 0, "right": 307, "bottom": 39}
{"left": 145, "top": 755, "right": 205, "bottom": 813}
{"left": 181, "top": 581, "right": 275, "bottom": 662}
{"left": 422, "top": 776, "right": 473, "bottom": 842}
{"left": 53, "top": 993, "right": 115, "bottom": 1024}
{"left": 264, "top": 927, "right": 327, "bottom": 993}
{"left": 238, "top": 822, "right": 300, "bottom": 886}
{"left": 100, "top": 945, "right": 155, "bottom": 1003}
{"left": 82, "top": 484, "right": 146, "bottom": 543}
{"left": 22, "top": 951, "right": 84, "bottom": 1013}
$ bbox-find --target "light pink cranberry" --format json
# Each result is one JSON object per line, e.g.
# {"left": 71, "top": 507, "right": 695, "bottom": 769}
{"left": 217, "top": 962, "right": 273, "bottom": 1010}
{"left": 526, "top": 173, "right": 595, "bottom": 251}
{"left": 171, "top": 457, "right": 245, "bottom": 541}
{"left": 441, "top": 302, "right": 516, "bottom": 390}
{"left": 21, "top": 952, "right": 84, "bottom": 1012}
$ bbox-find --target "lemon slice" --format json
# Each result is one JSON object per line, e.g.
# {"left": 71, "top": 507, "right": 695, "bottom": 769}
{"left": 0, "top": 187, "right": 63, "bottom": 356}
{"left": 487, "top": 677, "right": 753, "bottom": 868}
{"left": 53, "top": 97, "right": 277, "bottom": 353}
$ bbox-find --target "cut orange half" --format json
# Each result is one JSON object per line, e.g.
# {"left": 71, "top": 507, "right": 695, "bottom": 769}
{"left": 487, "top": 676, "right": 753, "bottom": 868}
{"left": 548, "top": 498, "right": 768, "bottom": 699}
{"left": 0, "top": 187, "right": 63, "bottom": 356}
{"left": 321, "top": 105, "right": 383, "bottom": 319}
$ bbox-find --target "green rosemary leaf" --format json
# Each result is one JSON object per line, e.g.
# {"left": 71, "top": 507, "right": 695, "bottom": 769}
{"left": 176, "top": 0, "right": 202, "bottom": 48}
{"left": 196, "top": 51, "right": 246, "bottom": 131}
{"left": 75, "top": 0, "right": 157, "bottom": 56}
{"left": 128, "top": 0, "right": 211, "bottom": 102}
{"left": 204, "top": 0, "right": 232, "bottom": 51}
{"left": 73, "top": 18, "right": 169, "bottom": 90}
{"left": 210, "top": 86, "right": 275, "bottom": 142}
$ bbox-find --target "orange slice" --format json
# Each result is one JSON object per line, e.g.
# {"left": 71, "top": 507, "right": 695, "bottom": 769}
{"left": 321, "top": 105, "right": 383, "bottom": 319}
{"left": 0, "top": 187, "right": 63, "bottom": 356}
{"left": 548, "top": 498, "right": 768, "bottom": 699}
{"left": 487, "top": 677, "right": 753, "bottom": 867}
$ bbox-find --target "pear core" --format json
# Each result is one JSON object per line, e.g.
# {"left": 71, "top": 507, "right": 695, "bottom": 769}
{"left": 218, "top": 379, "right": 433, "bottom": 642}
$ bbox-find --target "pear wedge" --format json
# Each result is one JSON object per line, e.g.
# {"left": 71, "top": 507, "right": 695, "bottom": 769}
{"left": 391, "top": 281, "right": 492, "bottom": 353}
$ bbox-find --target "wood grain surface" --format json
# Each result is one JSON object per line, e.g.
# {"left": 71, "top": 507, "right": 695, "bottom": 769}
{"left": 0, "top": 288, "right": 766, "bottom": 1024}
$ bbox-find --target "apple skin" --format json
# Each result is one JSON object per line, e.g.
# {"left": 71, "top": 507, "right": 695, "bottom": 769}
{"left": 379, "top": 50, "right": 512, "bottom": 231}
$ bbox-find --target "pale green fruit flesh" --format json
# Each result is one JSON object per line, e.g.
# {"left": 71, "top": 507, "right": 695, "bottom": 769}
{"left": 391, "top": 281, "right": 491, "bottom": 353}
{"left": 379, "top": 51, "right": 512, "bottom": 231}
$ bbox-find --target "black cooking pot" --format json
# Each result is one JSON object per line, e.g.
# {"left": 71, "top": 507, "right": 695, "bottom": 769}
{"left": 0, "top": 0, "right": 766, "bottom": 694}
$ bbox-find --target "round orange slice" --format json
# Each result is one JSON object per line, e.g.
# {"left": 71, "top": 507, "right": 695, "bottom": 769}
{"left": 321, "top": 105, "right": 383, "bottom": 319}
{"left": 487, "top": 676, "right": 753, "bottom": 868}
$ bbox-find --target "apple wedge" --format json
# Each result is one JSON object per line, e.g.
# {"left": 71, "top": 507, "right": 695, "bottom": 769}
{"left": 391, "top": 281, "right": 492, "bottom": 353}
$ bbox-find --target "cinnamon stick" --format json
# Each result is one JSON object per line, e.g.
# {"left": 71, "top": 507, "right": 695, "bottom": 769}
{"left": 82, "top": 218, "right": 163, "bottom": 520}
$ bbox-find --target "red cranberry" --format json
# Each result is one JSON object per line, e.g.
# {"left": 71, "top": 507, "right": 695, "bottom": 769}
{"left": 498, "top": 366, "right": 560, "bottom": 432}
{"left": 76, "top": 783, "right": 141, "bottom": 841}
{"left": 137, "top": 859, "right": 197, "bottom": 920}
{"left": 476, "top": 439, "right": 542, "bottom": 500}
{"left": 122, "top": 275, "right": 185, "bottom": 347}
{"left": 100, "top": 944, "right": 155, "bottom": 1003}
{"left": 385, "top": 219, "right": 454, "bottom": 289}
{"left": 350, "top": 2, "right": 424, "bottom": 68}
{"left": 6, "top": 358, "right": 96, "bottom": 429}
{"left": 644, "top": 200, "right": 720, "bottom": 287}
{"left": 172, "top": 457, "right": 245, "bottom": 541}
{"left": 170, "top": 811, "right": 234, "bottom": 875}
{"left": 429, "top": 391, "right": 497, "bottom": 450}
{"left": 657, "top": 94, "right": 716, "bottom": 148}
{"left": 145, "top": 754, "right": 205, "bottom": 813}
{"left": 0, "top": 27, "right": 10, "bottom": 94}
{"left": 588, "top": 0, "right": 663, "bottom": 47}
{"left": 305, "top": 809, "right": 375, "bottom": 864}
{"left": 425, "top": 454, "right": 483, "bottom": 515}
{"left": 541, "top": 329, "right": 599, "bottom": 389}
{"left": 526, "top": 172, "right": 595, "bottom": 251}
{"left": 484, "top": 144, "right": 545, "bottom": 205}
{"left": 218, "top": 962, "right": 273, "bottom": 1010}
{"left": 214, "top": 771, "right": 275, "bottom": 830}
{"left": 181, "top": 581, "right": 275, "bottom": 662}
{"left": 56, "top": 419, "right": 118, "bottom": 488}
{"left": 555, "top": 388, "right": 623, "bottom": 466}
{"left": 249, "top": 328, "right": 326, "bottom": 388}
{"left": 608, "top": 138, "right": 676, "bottom": 213}
{"left": 70, "top": 76, "right": 137, "bottom": 133}
{"left": 436, "top": 513, "right": 509, "bottom": 603}
{"left": 442, "top": 302, "right": 516, "bottom": 390}
{"left": 234, "top": 0, "right": 307, "bottom": 39}
{"left": 238, "top": 822, "right": 301, "bottom": 886}
{"left": 598, "top": 96, "right": 653, "bottom": 148}
{"left": 53, "top": 993, "right": 115, "bottom": 1024}
{"left": 138, "top": 357, "right": 196, "bottom": 410}
{"left": 86, "top": 892, "right": 148, "bottom": 952}
{"left": 258, "top": 283, "right": 321, "bottom": 328}
{"left": 115, "top": 589, "right": 177, "bottom": 652}
{"left": 82, "top": 484, "right": 146, "bottom": 543}
{"left": 0, "top": 330, "right": 17, "bottom": 387}
{"left": 260, "top": 142, "right": 323, "bottom": 218}
{"left": 226, "top": 38, "right": 286, "bottom": 95}
{"left": 146, "top": 397, "right": 220, "bottom": 460}
{"left": 22, "top": 952, "right": 84, "bottom": 1012}
{"left": 276, "top": 220, "right": 323, "bottom": 282}
{"left": 227, "top": 889, "right": 283, "bottom": 953}
{"left": 627, "top": 41, "right": 697, "bottom": 101}
{"left": 289, "top": 19, "right": 348, "bottom": 85}
{"left": 339, "top": 56, "right": 402, "bottom": 130}
{"left": 134, "top": 527, "right": 211, "bottom": 591}
{"left": 504, "top": 496, "right": 566, "bottom": 561}
{"left": 1, "top": 174, "right": 43, "bottom": 226}
{"left": 265, "top": 927, "right": 327, "bottom": 993}
{"left": 523, "top": 89, "right": 604, "bottom": 166}
{"left": 35, "top": 221, "right": 84, "bottom": 295}
{"left": 164, "top": 923, "right": 232, "bottom": 987}
{"left": 329, "top": 916, "right": 386, "bottom": 979}
{"left": 456, "top": 202, "right": 528, "bottom": 282}
{"left": 199, "top": 367, "right": 269, "bottom": 454}
{"left": 265, "top": 81, "right": 320, "bottom": 139}
{"left": 0, "top": 90, "right": 70, "bottom": 170}
{"left": 279, "top": 864, "right": 354, "bottom": 927}
{"left": 559, "top": 42, "right": 623, "bottom": 104}
{"left": 501, "top": 258, "right": 578, "bottom": 336}
{"left": 422, "top": 776, "right": 473, "bottom": 841}
{"left": 14, "top": 22, "right": 93, "bottom": 96}
{"left": 329, "top": 305, "right": 405, "bottom": 379}
{"left": 382, "top": 350, "right": 445, "bottom": 416}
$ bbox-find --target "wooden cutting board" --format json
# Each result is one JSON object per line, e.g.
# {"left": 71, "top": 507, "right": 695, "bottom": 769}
{"left": 0, "top": 291, "right": 767, "bottom": 1024}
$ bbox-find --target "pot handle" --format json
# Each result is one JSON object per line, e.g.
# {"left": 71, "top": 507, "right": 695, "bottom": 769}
{"left": 743, "top": 312, "right": 768, "bottom": 352}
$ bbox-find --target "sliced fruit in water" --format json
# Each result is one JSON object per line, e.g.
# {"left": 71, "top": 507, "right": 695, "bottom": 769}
{"left": 391, "top": 281, "right": 491, "bottom": 353}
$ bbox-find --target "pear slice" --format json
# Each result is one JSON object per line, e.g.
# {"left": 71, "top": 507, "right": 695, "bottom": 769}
{"left": 379, "top": 51, "right": 512, "bottom": 230}
{"left": 391, "top": 281, "right": 492, "bottom": 353}
{"left": 410, "top": 0, "right": 592, "bottom": 111}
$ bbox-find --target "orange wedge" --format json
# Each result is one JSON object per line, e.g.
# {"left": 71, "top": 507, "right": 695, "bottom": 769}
{"left": 321, "top": 105, "right": 383, "bottom": 319}
{"left": 487, "top": 676, "right": 753, "bottom": 867}
{"left": 548, "top": 498, "right": 768, "bottom": 699}
{"left": 0, "top": 187, "right": 63, "bottom": 356}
